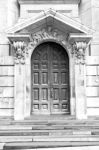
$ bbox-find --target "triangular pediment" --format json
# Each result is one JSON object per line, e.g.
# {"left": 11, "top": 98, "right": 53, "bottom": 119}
{"left": 6, "top": 9, "right": 94, "bottom": 35}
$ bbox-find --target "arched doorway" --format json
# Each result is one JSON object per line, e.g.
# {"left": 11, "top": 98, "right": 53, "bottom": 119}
{"left": 31, "top": 42, "right": 70, "bottom": 115}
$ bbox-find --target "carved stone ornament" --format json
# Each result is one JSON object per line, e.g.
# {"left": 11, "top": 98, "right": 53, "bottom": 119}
{"left": 13, "top": 41, "right": 27, "bottom": 64}
{"left": 72, "top": 42, "right": 87, "bottom": 64}
{"left": 28, "top": 26, "right": 70, "bottom": 55}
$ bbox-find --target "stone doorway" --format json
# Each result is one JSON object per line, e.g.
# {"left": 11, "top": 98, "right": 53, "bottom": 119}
{"left": 31, "top": 42, "right": 70, "bottom": 115}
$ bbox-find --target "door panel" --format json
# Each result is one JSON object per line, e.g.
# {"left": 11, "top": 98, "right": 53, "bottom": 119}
{"left": 31, "top": 42, "right": 70, "bottom": 115}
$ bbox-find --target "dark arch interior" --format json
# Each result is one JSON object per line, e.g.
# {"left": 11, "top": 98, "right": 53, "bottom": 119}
{"left": 32, "top": 41, "right": 69, "bottom": 62}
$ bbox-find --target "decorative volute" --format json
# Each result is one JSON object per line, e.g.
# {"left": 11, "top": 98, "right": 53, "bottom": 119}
{"left": 72, "top": 41, "right": 87, "bottom": 64}
{"left": 13, "top": 41, "right": 26, "bottom": 64}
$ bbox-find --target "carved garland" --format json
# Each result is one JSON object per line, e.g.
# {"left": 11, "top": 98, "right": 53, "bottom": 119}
{"left": 28, "top": 27, "right": 71, "bottom": 55}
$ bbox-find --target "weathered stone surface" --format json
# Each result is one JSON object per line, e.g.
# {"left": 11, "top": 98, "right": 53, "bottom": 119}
{"left": 0, "top": 66, "right": 14, "bottom": 76}
{"left": 20, "top": 3, "right": 79, "bottom": 19}
{"left": 87, "top": 98, "right": 99, "bottom": 107}
{"left": 7, "top": 0, "right": 19, "bottom": 27}
{"left": 0, "top": 87, "right": 14, "bottom": 98}
{"left": 86, "top": 56, "right": 99, "bottom": 65}
{"left": 24, "top": 59, "right": 31, "bottom": 118}
{"left": 0, "top": 0, "right": 8, "bottom": 32}
{"left": 75, "top": 64, "right": 87, "bottom": 119}
{"left": 0, "top": 77, "right": 14, "bottom": 86}
{"left": 91, "top": 44, "right": 99, "bottom": 56}
{"left": 0, "top": 109, "right": 14, "bottom": 117}
{"left": 86, "top": 66, "right": 97, "bottom": 75}
{"left": 0, "top": 44, "right": 9, "bottom": 56}
{"left": 86, "top": 76, "right": 99, "bottom": 86}
{"left": 0, "top": 136, "right": 32, "bottom": 142}
{"left": 86, "top": 87, "right": 99, "bottom": 97}
{"left": 14, "top": 64, "right": 26, "bottom": 120}
{"left": 87, "top": 108, "right": 99, "bottom": 116}
{"left": 0, "top": 56, "right": 14, "bottom": 65}
{"left": 80, "top": 0, "right": 92, "bottom": 28}
{"left": 0, "top": 98, "right": 14, "bottom": 108}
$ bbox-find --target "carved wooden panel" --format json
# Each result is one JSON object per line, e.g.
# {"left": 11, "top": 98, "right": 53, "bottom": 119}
{"left": 31, "top": 42, "right": 70, "bottom": 114}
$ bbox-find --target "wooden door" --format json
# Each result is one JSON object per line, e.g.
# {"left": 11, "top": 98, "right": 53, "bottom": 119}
{"left": 31, "top": 42, "right": 70, "bottom": 115}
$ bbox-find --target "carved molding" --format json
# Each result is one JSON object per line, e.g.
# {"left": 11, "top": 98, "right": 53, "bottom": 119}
{"left": 72, "top": 42, "right": 87, "bottom": 64}
{"left": 13, "top": 41, "right": 26, "bottom": 64}
{"left": 28, "top": 27, "right": 70, "bottom": 55}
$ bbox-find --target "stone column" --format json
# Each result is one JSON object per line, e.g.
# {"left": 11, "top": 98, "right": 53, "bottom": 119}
{"left": 24, "top": 50, "right": 31, "bottom": 118}
{"left": 72, "top": 42, "right": 87, "bottom": 119}
{"left": 7, "top": 0, "right": 19, "bottom": 27}
{"left": 13, "top": 41, "right": 26, "bottom": 120}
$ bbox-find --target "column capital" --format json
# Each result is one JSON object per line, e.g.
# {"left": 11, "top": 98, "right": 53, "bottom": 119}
{"left": 13, "top": 41, "right": 27, "bottom": 64}
{"left": 72, "top": 41, "right": 87, "bottom": 64}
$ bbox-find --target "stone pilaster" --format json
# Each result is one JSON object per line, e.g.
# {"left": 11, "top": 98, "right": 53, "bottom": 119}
{"left": 72, "top": 41, "right": 87, "bottom": 119}
{"left": 13, "top": 41, "right": 26, "bottom": 120}
{"left": 7, "top": 0, "right": 19, "bottom": 27}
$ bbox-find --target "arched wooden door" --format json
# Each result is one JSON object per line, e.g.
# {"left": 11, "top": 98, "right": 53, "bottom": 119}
{"left": 31, "top": 42, "right": 70, "bottom": 115}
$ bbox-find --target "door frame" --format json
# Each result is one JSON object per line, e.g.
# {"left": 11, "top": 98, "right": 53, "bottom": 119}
{"left": 31, "top": 42, "right": 71, "bottom": 115}
{"left": 13, "top": 30, "right": 79, "bottom": 120}
{"left": 25, "top": 39, "right": 75, "bottom": 118}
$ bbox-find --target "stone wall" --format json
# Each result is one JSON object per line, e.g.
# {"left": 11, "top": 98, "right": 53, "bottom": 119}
{"left": 0, "top": 0, "right": 9, "bottom": 57}
{"left": 79, "top": 0, "right": 92, "bottom": 28}
{"left": 79, "top": 0, "right": 99, "bottom": 116}
{"left": 0, "top": 0, "right": 20, "bottom": 118}
{"left": 91, "top": 0, "right": 99, "bottom": 55}
{"left": 80, "top": 0, "right": 99, "bottom": 56}
{"left": 0, "top": 56, "right": 14, "bottom": 117}
{"left": 86, "top": 56, "right": 99, "bottom": 116}
{"left": 0, "top": 0, "right": 14, "bottom": 117}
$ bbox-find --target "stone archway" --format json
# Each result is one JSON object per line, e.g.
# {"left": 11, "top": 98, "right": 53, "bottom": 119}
{"left": 31, "top": 41, "right": 70, "bottom": 115}
{"left": 12, "top": 27, "right": 76, "bottom": 120}
{"left": 12, "top": 26, "right": 90, "bottom": 120}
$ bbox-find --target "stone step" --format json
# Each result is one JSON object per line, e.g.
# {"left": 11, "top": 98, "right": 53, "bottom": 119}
{"left": 0, "top": 130, "right": 92, "bottom": 136}
{"left": 1, "top": 117, "right": 99, "bottom": 126}
{"left": 1, "top": 135, "right": 99, "bottom": 143}
{"left": 1, "top": 125, "right": 99, "bottom": 132}
{"left": 3, "top": 141, "right": 99, "bottom": 149}
{"left": 10, "top": 120, "right": 99, "bottom": 125}
{"left": 1, "top": 117, "right": 99, "bottom": 125}
{"left": 0, "top": 125, "right": 32, "bottom": 130}
{"left": 0, "top": 127, "right": 99, "bottom": 136}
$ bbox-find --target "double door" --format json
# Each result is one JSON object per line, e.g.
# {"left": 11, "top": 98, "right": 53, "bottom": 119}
{"left": 31, "top": 42, "right": 70, "bottom": 114}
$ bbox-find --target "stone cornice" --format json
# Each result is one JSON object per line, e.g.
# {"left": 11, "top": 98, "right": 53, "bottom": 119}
{"left": 18, "top": 0, "right": 81, "bottom": 4}
{"left": 7, "top": 34, "right": 30, "bottom": 43}
{"left": 6, "top": 9, "right": 94, "bottom": 35}
{"left": 69, "top": 33, "right": 93, "bottom": 44}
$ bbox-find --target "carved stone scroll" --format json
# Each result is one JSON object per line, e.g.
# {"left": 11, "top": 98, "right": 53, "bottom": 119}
{"left": 72, "top": 42, "right": 87, "bottom": 64}
{"left": 13, "top": 41, "right": 26, "bottom": 64}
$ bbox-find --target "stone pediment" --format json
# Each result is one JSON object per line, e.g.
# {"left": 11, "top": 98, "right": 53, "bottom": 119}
{"left": 7, "top": 9, "right": 94, "bottom": 35}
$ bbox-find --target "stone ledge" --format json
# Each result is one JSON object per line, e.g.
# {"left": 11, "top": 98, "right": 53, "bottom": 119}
{"left": 18, "top": 0, "right": 81, "bottom": 4}
{"left": 3, "top": 141, "right": 99, "bottom": 150}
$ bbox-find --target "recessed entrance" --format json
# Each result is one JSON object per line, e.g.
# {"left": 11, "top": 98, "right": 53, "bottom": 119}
{"left": 31, "top": 42, "right": 70, "bottom": 115}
